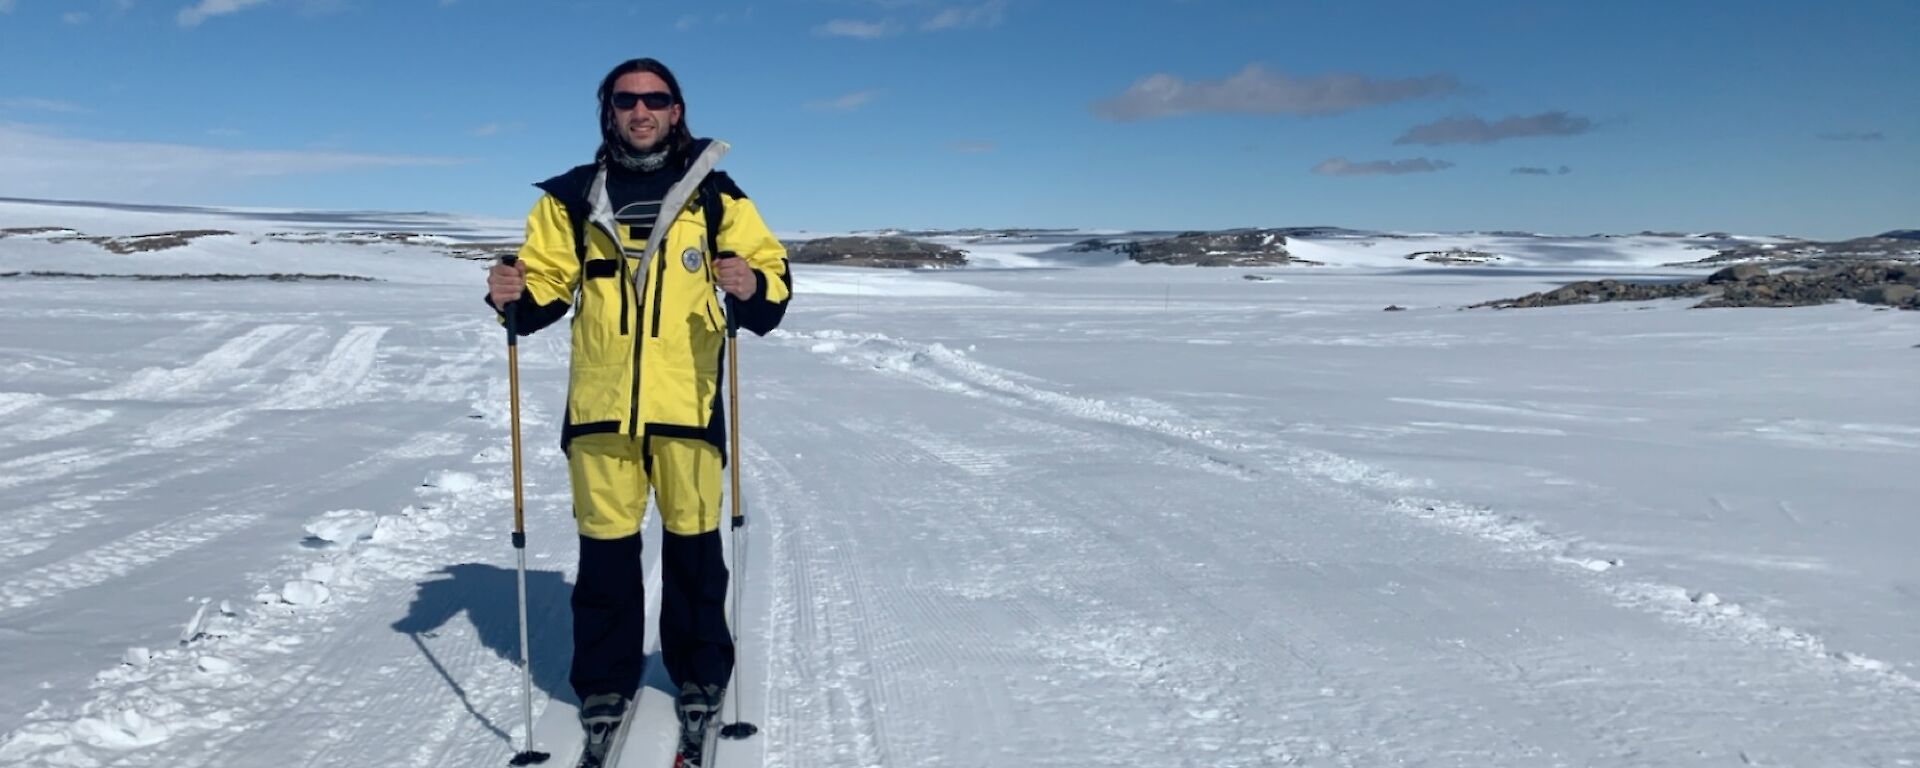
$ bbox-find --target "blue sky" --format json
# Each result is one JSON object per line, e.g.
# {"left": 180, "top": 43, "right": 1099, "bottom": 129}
{"left": 0, "top": 0, "right": 1913, "bottom": 238}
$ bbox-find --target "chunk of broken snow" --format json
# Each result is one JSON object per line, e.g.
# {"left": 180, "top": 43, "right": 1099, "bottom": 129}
{"left": 303, "top": 562, "right": 337, "bottom": 584}
{"left": 72, "top": 707, "right": 171, "bottom": 749}
{"left": 423, "top": 470, "right": 481, "bottom": 493}
{"left": 1836, "top": 652, "right": 1891, "bottom": 672}
{"left": 196, "top": 656, "right": 237, "bottom": 675}
{"left": 122, "top": 647, "right": 153, "bottom": 668}
{"left": 281, "top": 580, "right": 331, "bottom": 606}
{"left": 305, "top": 509, "right": 377, "bottom": 545}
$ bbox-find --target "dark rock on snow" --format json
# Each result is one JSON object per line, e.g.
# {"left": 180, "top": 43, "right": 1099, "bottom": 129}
{"left": 783, "top": 236, "right": 968, "bottom": 269}
{"left": 1472, "top": 261, "right": 1920, "bottom": 311}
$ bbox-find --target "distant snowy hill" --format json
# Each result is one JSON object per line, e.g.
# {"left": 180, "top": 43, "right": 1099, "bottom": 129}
{"left": 0, "top": 196, "right": 1830, "bottom": 275}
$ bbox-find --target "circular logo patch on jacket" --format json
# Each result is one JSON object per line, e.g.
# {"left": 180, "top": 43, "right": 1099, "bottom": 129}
{"left": 682, "top": 247, "right": 704, "bottom": 273}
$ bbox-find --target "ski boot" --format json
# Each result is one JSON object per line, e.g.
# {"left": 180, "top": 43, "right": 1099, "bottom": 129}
{"left": 577, "top": 692, "right": 628, "bottom": 768}
{"left": 671, "top": 683, "right": 724, "bottom": 768}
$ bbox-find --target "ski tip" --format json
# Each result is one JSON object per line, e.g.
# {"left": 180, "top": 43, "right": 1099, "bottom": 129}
{"left": 719, "top": 722, "right": 759, "bottom": 740}
{"left": 509, "top": 749, "right": 553, "bottom": 766}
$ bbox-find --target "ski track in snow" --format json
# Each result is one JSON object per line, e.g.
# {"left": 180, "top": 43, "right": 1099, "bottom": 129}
{"left": 776, "top": 327, "right": 1920, "bottom": 700}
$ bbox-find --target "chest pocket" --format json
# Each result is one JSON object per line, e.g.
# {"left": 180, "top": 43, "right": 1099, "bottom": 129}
{"left": 650, "top": 210, "right": 719, "bottom": 338}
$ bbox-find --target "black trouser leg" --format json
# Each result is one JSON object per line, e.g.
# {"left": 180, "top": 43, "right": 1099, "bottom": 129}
{"left": 659, "top": 529, "right": 734, "bottom": 690}
{"left": 570, "top": 533, "right": 646, "bottom": 701}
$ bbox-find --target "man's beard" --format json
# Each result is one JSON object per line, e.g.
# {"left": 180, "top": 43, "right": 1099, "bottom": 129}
{"left": 609, "top": 121, "right": 672, "bottom": 172}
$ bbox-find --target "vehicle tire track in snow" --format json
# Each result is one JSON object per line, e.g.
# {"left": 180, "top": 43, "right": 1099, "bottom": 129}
{"left": 0, "top": 421, "right": 305, "bottom": 567}
{"left": 139, "top": 325, "right": 389, "bottom": 450}
{"left": 1, "top": 323, "right": 399, "bottom": 566}
{"left": 0, "top": 410, "right": 461, "bottom": 617}
{"left": 780, "top": 330, "right": 1258, "bottom": 480}
{"left": 0, "top": 395, "right": 116, "bottom": 447}
{"left": 0, "top": 510, "right": 262, "bottom": 613}
{"left": 393, "top": 325, "right": 497, "bottom": 403}
{"left": 76, "top": 323, "right": 299, "bottom": 402}
{"left": 771, "top": 328, "right": 1920, "bottom": 760}
{"left": 0, "top": 446, "right": 97, "bottom": 490}
{"left": 762, "top": 389, "right": 1359, "bottom": 765}
{"left": 257, "top": 325, "right": 388, "bottom": 410}
{"left": 792, "top": 327, "right": 1920, "bottom": 699}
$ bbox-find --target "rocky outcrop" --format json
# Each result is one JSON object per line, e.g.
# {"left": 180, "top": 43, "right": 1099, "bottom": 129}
{"left": 1073, "top": 229, "right": 1314, "bottom": 267}
{"left": 1684, "top": 236, "right": 1920, "bottom": 267}
{"left": 27, "top": 229, "right": 237, "bottom": 254}
{"left": 785, "top": 236, "right": 967, "bottom": 269}
{"left": 1471, "top": 261, "right": 1920, "bottom": 311}
{"left": 1406, "top": 248, "right": 1500, "bottom": 265}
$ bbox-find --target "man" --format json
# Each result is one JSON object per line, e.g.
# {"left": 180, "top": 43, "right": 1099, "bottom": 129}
{"left": 486, "top": 57, "right": 791, "bottom": 768}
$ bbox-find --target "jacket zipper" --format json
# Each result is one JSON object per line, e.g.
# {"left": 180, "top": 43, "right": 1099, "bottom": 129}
{"left": 629, "top": 255, "right": 642, "bottom": 439}
{"left": 650, "top": 244, "right": 668, "bottom": 338}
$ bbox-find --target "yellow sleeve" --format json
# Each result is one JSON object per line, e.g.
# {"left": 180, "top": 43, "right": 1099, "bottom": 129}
{"left": 517, "top": 194, "right": 583, "bottom": 309}
{"left": 718, "top": 193, "right": 792, "bottom": 309}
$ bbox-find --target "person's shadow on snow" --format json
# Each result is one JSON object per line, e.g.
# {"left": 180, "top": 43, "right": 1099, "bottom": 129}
{"left": 390, "top": 563, "right": 579, "bottom": 743}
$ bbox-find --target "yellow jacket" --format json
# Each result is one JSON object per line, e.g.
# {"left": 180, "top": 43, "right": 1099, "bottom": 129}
{"left": 505, "top": 139, "right": 791, "bottom": 456}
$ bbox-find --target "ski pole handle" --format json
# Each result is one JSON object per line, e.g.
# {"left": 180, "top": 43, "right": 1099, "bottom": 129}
{"left": 715, "top": 253, "right": 745, "bottom": 529}
{"left": 500, "top": 255, "right": 520, "bottom": 344}
{"left": 715, "top": 251, "right": 743, "bottom": 339}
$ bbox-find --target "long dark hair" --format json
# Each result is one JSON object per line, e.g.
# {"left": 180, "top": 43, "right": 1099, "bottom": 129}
{"left": 594, "top": 57, "right": 695, "bottom": 163}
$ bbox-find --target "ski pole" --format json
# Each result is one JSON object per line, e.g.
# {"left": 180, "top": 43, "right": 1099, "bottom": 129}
{"left": 502, "top": 256, "right": 551, "bottom": 767}
{"left": 718, "top": 282, "right": 758, "bottom": 742}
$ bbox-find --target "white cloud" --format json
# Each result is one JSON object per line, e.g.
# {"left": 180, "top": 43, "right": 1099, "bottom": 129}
{"left": 1311, "top": 157, "right": 1455, "bottom": 176}
{"left": 64, "top": 11, "right": 90, "bottom": 23}
{"left": 0, "top": 123, "right": 462, "bottom": 201}
{"left": 1093, "top": 64, "right": 1459, "bottom": 121}
{"left": 676, "top": 14, "right": 699, "bottom": 30}
{"left": 814, "top": 18, "right": 898, "bottom": 38}
{"left": 0, "top": 0, "right": 17, "bottom": 13}
{"left": 0, "top": 98, "right": 86, "bottom": 113}
{"left": 922, "top": 0, "right": 1005, "bottom": 31}
{"left": 178, "top": 0, "right": 270, "bottom": 28}
{"left": 807, "top": 90, "right": 879, "bottom": 112}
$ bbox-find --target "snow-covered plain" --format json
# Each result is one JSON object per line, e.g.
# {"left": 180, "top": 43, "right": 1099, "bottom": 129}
{"left": 2, "top": 199, "right": 1917, "bottom": 767}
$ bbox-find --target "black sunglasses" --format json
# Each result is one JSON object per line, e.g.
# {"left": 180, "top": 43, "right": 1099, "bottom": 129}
{"left": 610, "top": 91, "right": 674, "bottom": 111}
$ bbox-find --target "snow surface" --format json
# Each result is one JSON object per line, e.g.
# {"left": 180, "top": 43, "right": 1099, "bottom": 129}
{"left": 2, "top": 199, "right": 1918, "bottom": 767}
